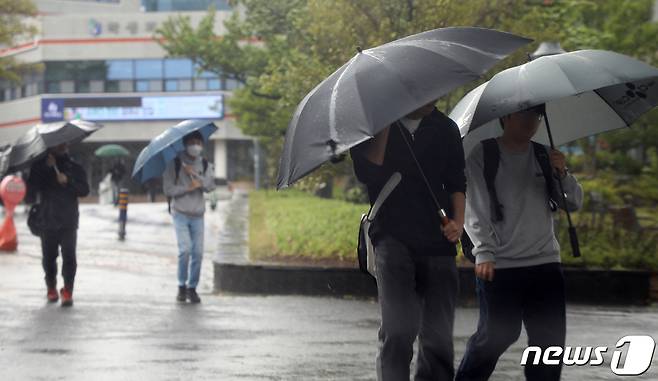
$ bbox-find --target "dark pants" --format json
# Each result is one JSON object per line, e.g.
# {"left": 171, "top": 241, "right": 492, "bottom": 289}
{"left": 456, "top": 262, "right": 566, "bottom": 381}
{"left": 375, "top": 236, "right": 459, "bottom": 381}
{"left": 41, "top": 228, "right": 78, "bottom": 290}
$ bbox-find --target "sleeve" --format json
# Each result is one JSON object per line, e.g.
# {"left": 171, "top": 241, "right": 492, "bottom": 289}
{"left": 463, "top": 145, "right": 498, "bottom": 264}
{"left": 162, "top": 161, "right": 189, "bottom": 198}
{"left": 27, "top": 160, "right": 57, "bottom": 195}
{"left": 349, "top": 141, "right": 393, "bottom": 188}
{"left": 202, "top": 163, "right": 216, "bottom": 192}
{"left": 552, "top": 173, "right": 584, "bottom": 212}
{"left": 67, "top": 163, "right": 90, "bottom": 197}
{"left": 442, "top": 121, "right": 466, "bottom": 195}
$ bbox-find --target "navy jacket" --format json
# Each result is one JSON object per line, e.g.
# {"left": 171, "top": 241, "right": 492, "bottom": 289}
{"left": 350, "top": 108, "right": 466, "bottom": 255}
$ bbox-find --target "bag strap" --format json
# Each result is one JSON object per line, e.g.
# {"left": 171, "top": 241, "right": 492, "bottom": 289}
{"left": 366, "top": 172, "right": 401, "bottom": 222}
{"left": 532, "top": 142, "right": 558, "bottom": 212}
{"left": 481, "top": 138, "right": 503, "bottom": 222}
{"left": 174, "top": 157, "right": 182, "bottom": 184}
{"left": 395, "top": 121, "right": 448, "bottom": 221}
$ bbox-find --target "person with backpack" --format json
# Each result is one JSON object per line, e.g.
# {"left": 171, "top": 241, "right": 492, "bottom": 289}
{"left": 350, "top": 101, "right": 466, "bottom": 380}
{"left": 163, "top": 131, "right": 215, "bottom": 304}
{"left": 456, "top": 104, "right": 583, "bottom": 381}
{"left": 27, "top": 143, "right": 90, "bottom": 307}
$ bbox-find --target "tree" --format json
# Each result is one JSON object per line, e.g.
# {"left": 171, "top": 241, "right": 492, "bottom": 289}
{"left": 0, "top": 0, "right": 38, "bottom": 82}
{"left": 157, "top": 0, "right": 658, "bottom": 188}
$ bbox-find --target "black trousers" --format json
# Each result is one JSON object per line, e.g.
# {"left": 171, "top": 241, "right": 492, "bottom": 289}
{"left": 40, "top": 228, "right": 78, "bottom": 289}
{"left": 456, "top": 262, "right": 566, "bottom": 381}
{"left": 374, "top": 236, "right": 459, "bottom": 381}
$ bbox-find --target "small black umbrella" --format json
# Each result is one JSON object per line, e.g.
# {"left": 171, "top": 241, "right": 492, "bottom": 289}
{"left": 1, "top": 120, "right": 102, "bottom": 175}
{"left": 276, "top": 27, "right": 532, "bottom": 189}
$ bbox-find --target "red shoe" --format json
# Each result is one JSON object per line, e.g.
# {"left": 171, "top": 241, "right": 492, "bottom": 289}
{"left": 60, "top": 287, "right": 73, "bottom": 307}
{"left": 47, "top": 288, "right": 59, "bottom": 303}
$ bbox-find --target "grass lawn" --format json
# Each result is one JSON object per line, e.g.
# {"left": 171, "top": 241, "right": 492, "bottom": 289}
{"left": 249, "top": 189, "right": 658, "bottom": 270}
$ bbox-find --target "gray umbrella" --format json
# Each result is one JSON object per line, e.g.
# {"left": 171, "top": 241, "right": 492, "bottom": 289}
{"left": 450, "top": 50, "right": 658, "bottom": 157}
{"left": 1, "top": 120, "right": 102, "bottom": 175}
{"left": 448, "top": 49, "right": 658, "bottom": 258}
{"left": 277, "top": 27, "right": 532, "bottom": 189}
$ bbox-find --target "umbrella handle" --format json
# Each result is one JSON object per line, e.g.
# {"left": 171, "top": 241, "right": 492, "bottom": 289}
{"left": 542, "top": 110, "right": 581, "bottom": 258}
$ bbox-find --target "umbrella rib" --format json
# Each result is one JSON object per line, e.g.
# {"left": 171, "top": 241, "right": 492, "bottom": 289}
{"left": 329, "top": 55, "right": 358, "bottom": 144}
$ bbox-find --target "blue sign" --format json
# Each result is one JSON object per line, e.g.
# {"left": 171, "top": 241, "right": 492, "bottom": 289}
{"left": 41, "top": 95, "right": 224, "bottom": 122}
{"left": 41, "top": 99, "right": 65, "bottom": 122}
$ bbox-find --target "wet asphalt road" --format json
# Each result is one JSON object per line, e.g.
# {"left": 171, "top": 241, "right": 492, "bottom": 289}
{"left": 0, "top": 202, "right": 657, "bottom": 380}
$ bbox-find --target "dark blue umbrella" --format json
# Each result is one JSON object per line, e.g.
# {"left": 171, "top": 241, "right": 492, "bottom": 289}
{"left": 131, "top": 119, "right": 217, "bottom": 183}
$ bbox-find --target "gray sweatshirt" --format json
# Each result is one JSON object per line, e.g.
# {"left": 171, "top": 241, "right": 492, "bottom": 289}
{"left": 464, "top": 140, "right": 583, "bottom": 268}
{"left": 162, "top": 154, "right": 216, "bottom": 217}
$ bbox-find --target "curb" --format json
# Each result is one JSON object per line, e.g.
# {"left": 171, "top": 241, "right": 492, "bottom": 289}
{"left": 214, "top": 261, "right": 655, "bottom": 305}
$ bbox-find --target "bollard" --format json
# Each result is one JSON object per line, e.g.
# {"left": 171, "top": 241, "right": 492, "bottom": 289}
{"left": 118, "top": 188, "right": 129, "bottom": 241}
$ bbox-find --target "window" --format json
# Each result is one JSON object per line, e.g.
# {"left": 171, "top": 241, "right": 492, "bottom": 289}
{"left": 107, "top": 60, "right": 134, "bottom": 80}
{"left": 135, "top": 59, "right": 163, "bottom": 79}
{"left": 207, "top": 78, "right": 221, "bottom": 90}
{"left": 164, "top": 79, "right": 178, "bottom": 91}
{"left": 164, "top": 58, "right": 192, "bottom": 78}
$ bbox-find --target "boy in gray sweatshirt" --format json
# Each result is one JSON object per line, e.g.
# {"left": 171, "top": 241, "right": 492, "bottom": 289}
{"left": 163, "top": 131, "right": 216, "bottom": 303}
{"left": 456, "top": 104, "right": 583, "bottom": 381}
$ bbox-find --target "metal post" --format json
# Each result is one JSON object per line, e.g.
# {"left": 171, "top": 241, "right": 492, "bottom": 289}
{"left": 118, "top": 188, "right": 129, "bottom": 241}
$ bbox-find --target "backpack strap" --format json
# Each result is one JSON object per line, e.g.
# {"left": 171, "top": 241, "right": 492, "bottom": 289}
{"left": 481, "top": 138, "right": 503, "bottom": 222}
{"left": 202, "top": 158, "right": 208, "bottom": 174}
{"left": 174, "top": 157, "right": 182, "bottom": 184}
{"left": 532, "top": 142, "right": 559, "bottom": 212}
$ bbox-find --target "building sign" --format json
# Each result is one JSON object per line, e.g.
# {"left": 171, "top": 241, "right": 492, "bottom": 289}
{"left": 41, "top": 99, "right": 64, "bottom": 123}
{"left": 41, "top": 95, "right": 224, "bottom": 122}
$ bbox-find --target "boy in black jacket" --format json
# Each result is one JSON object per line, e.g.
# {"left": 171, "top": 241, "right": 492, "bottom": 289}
{"left": 351, "top": 102, "right": 466, "bottom": 380}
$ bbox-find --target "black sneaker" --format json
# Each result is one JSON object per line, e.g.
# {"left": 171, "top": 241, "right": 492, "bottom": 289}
{"left": 187, "top": 288, "right": 201, "bottom": 304}
{"left": 176, "top": 286, "right": 187, "bottom": 302}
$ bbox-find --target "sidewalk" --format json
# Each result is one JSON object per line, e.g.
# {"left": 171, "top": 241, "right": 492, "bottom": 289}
{"left": 0, "top": 201, "right": 657, "bottom": 380}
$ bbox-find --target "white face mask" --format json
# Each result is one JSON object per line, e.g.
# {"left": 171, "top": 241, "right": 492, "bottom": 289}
{"left": 186, "top": 144, "right": 203, "bottom": 157}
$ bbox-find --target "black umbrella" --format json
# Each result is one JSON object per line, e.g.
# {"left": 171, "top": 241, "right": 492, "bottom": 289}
{"left": 1, "top": 120, "right": 102, "bottom": 175}
{"left": 276, "top": 27, "right": 532, "bottom": 189}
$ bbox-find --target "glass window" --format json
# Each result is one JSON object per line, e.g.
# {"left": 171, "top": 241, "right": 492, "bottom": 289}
{"left": 60, "top": 81, "right": 75, "bottom": 93}
{"left": 141, "top": 0, "right": 231, "bottom": 12}
{"left": 165, "top": 79, "right": 178, "bottom": 91}
{"left": 76, "top": 80, "right": 91, "bottom": 93}
{"left": 89, "top": 80, "right": 104, "bottom": 92}
{"left": 178, "top": 79, "right": 192, "bottom": 91}
{"left": 164, "top": 58, "right": 192, "bottom": 78}
{"left": 107, "top": 60, "right": 134, "bottom": 80}
{"left": 225, "top": 77, "right": 240, "bottom": 90}
{"left": 77, "top": 61, "right": 106, "bottom": 80}
{"left": 135, "top": 80, "right": 150, "bottom": 92}
{"left": 45, "top": 62, "right": 76, "bottom": 81}
{"left": 135, "top": 59, "right": 163, "bottom": 79}
{"left": 46, "top": 81, "right": 60, "bottom": 93}
{"left": 193, "top": 78, "right": 208, "bottom": 91}
{"left": 194, "top": 63, "right": 218, "bottom": 78}
{"left": 207, "top": 78, "right": 221, "bottom": 90}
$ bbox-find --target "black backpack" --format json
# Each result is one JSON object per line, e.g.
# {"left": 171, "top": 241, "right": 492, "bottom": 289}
{"left": 461, "top": 138, "right": 558, "bottom": 262}
{"left": 167, "top": 157, "right": 208, "bottom": 214}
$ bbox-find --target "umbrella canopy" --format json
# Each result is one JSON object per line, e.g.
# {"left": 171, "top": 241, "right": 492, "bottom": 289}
{"left": 449, "top": 50, "right": 658, "bottom": 157}
{"left": 131, "top": 119, "right": 217, "bottom": 183}
{"left": 276, "top": 27, "right": 532, "bottom": 189}
{"left": 1, "top": 120, "right": 102, "bottom": 175}
{"left": 95, "top": 144, "right": 130, "bottom": 157}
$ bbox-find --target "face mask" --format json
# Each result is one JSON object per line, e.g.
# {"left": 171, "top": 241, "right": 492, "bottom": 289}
{"left": 186, "top": 144, "right": 203, "bottom": 157}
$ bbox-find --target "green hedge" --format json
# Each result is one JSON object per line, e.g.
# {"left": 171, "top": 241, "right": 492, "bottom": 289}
{"left": 249, "top": 190, "right": 368, "bottom": 263}
{"left": 249, "top": 190, "right": 658, "bottom": 270}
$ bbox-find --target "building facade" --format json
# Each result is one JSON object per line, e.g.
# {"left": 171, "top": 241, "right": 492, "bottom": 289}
{"left": 0, "top": 0, "right": 255, "bottom": 194}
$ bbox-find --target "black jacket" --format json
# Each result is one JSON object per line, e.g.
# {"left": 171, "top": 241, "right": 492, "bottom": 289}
{"left": 27, "top": 154, "right": 90, "bottom": 231}
{"left": 350, "top": 109, "right": 466, "bottom": 255}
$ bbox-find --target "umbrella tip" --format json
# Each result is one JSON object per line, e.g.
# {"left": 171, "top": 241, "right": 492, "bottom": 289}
{"left": 356, "top": 46, "right": 363, "bottom": 54}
